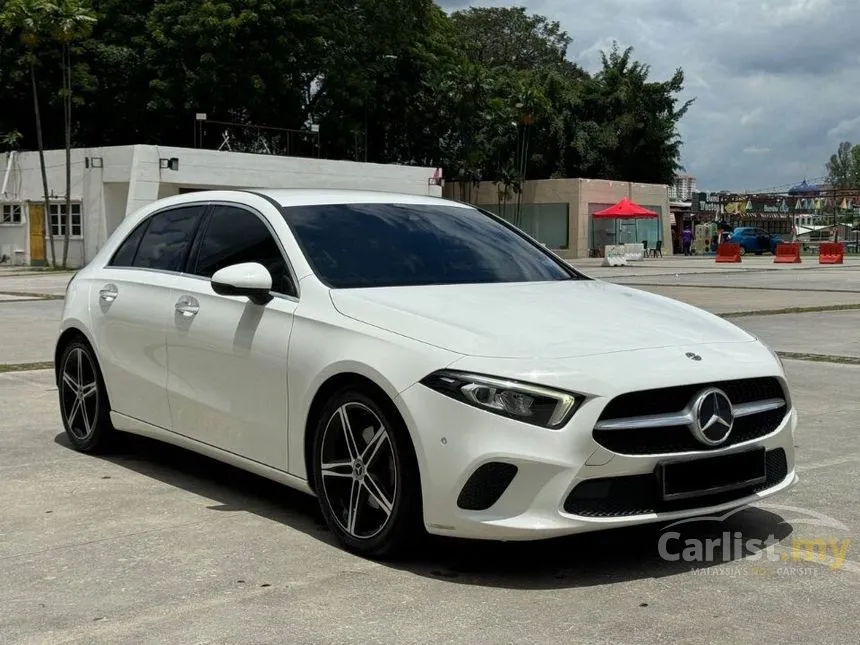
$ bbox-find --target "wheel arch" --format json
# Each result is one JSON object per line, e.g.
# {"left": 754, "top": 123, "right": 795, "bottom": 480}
{"left": 302, "top": 371, "right": 420, "bottom": 495}
{"left": 54, "top": 324, "right": 97, "bottom": 378}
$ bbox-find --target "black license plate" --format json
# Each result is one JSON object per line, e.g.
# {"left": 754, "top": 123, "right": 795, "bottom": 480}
{"left": 657, "top": 448, "right": 767, "bottom": 502}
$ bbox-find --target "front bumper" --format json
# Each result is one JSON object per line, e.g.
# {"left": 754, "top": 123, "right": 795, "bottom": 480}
{"left": 395, "top": 344, "right": 797, "bottom": 541}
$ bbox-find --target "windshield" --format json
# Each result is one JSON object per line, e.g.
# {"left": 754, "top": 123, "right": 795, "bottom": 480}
{"left": 281, "top": 202, "right": 579, "bottom": 288}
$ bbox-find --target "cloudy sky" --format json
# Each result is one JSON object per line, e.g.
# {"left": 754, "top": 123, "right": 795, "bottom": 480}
{"left": 440, "top": 0, "right": 860, "bottom": 191}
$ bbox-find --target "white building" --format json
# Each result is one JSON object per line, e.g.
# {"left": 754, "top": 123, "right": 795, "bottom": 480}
{"left": 669, "top": 175, "right": 696, "bottom": 202}
{"left": 0, "top": 145, "right": 443, "bottom": 267}
{"left": 793, "top": 212, "right": 828, "bottom": 229}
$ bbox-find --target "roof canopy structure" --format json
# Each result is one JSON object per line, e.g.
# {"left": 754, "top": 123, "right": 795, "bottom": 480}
{"left": 592, "top": 198, "right": 658, "bottom": 219}
{"left": 788, "top": 180, "right": 824, "bottom": 195}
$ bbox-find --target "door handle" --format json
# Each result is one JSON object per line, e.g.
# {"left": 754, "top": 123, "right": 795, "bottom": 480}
{"left": 175, "top": 295, "right": 199, "bottom": 317}
{"left": 99, "top": 284, "right": 118, "bottom": 303}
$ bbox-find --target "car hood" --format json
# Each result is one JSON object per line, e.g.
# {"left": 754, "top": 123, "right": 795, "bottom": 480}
{"left": 329, "top": 280, "right": 755, "bottom": 359}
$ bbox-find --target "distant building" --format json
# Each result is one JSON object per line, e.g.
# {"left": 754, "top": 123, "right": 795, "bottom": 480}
{"left": 444, "top": 177, "right": 672, "bottom": 258}
{"left": 669, "top": 174, "right": 696, "bottom": 201}
{"left": 788, "top": 180, "right": 825, "bottom": 195}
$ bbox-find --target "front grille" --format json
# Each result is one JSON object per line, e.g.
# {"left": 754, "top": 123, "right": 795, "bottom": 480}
{"left": 457, "top": 462, "right": 518, "bottom": 510}
{"left": 595, "top": 408, "right": 784, "bottom": 455}
{"left": 563, "top": 448, "right": 789, "bottom": 517}
{"left": 593, "top": 377, "right": 787, "bottom": 455}
{"left": 599, "top": 377, "right": 784, "bottom": 419}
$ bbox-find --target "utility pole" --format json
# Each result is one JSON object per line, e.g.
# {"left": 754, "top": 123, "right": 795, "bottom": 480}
{"left": 834, "top": 186, "right": 840, "bottom": 243}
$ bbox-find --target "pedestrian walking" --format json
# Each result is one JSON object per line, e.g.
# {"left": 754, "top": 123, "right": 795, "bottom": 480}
{"left": 682, "top": 226, "right": 693, "bottom": 255}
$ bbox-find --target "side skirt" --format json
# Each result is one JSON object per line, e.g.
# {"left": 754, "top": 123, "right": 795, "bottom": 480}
{"left": 110, "top": 412, "right": 316, "bottom": 496}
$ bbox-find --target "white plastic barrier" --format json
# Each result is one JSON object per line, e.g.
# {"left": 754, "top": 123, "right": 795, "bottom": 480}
{"left": 602, "top": 245, "right": 629, "bottom": 267}
{"left": 623, "top": 242, "right": 645, "bottom": 261}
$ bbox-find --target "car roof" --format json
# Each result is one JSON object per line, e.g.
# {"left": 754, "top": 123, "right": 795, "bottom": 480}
{"left": 250, "top": 188, "right": 473, "bottom": 209}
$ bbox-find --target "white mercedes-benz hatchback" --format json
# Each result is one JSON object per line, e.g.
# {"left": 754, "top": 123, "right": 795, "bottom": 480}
{"left": 55, "top": 189, "right": 797, "bottom": 557}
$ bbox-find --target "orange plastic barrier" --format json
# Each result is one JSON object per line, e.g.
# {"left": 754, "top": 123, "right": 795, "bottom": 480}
{"left": 774, "top": 243, "right": 801, "bottom": 264}
{"left": 715, "top": 242, "right": 741, "bottom": 263}
{"left": 819, "top": 242, "right": 844, "bottom": 265}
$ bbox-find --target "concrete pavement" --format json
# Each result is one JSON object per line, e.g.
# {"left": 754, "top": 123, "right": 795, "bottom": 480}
{"left": 0, "top": 271, "right": 73, "bottom": 298}
{"left": 729, "top": 310, "right": 860, "bottom": 359}
{"left": 0, "top": 300, "right": 64, "bottom": 365}
{"left": 0, "top": 360, "right": 857, "bottom": 644}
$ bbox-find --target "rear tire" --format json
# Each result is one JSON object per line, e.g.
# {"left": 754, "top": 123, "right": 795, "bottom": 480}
{"left": 311, "top": 387, "right": 422, "bottom": 558}
{"left": 57, "top": 339, "right": 114, "bottom": 453}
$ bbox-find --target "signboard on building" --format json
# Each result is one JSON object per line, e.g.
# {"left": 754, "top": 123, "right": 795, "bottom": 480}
{"left": 691, "top": 192, "right": 797, "bottom": 219}
{"left": 690, "top": 192, "right": 721, "bottom": 214}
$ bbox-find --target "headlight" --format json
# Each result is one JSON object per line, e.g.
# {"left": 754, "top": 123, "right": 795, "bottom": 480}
{"left": 420, "top": 370, "right": 582, "bottom": 429}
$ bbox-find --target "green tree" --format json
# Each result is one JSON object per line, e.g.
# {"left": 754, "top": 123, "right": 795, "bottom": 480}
{"left": 68, "top": 0, "right": 155, "bottom": 145}
{"left": 445, "top": 4, "right": 590, "bottom": 195}
{"left": 143, "top": 0, "right": 328, "bottom": 148}
{"left": 509, "top": 77, "right": 550, "bottom": 224}
{"left": 51, "top": 0, "right": 96, "bottom": 269}
{"left": 1, "top": 1, "right": 693, "bottom": 221}
{"left": 574, "top": 43, "right": 692, "bottom": 184}
{"left": 427, "top": 60, "right": 511, "bottom": 200}
{"left": 0, "top": 0, "right": 56, "bottom": 266}
{"left": 449, "top": 5, "right": 585, "bottom": 78}
{"left": 824, "top": 141, "right": 860, "bottom": 242}
{"left": 0, "top": 130, "right": 24, "bottom": 149}
{"left": 826, "top": 141, "right": 860, "bottom": 189}
{"left": 312, "top": 0, "right": 456, "bottom": 164}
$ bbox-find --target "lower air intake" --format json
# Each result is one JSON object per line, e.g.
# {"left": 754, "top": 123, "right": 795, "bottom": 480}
{"left": 457, "top": 462, "right": 518, "bottom": 511}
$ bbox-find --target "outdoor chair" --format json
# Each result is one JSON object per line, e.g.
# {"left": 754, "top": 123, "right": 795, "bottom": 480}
{"left": 649, "top": 240, "right": 663, "bottom": 258}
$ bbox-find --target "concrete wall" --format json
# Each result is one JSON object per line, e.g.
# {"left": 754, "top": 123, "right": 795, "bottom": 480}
{"left": 444, "top": 177, "right": 672, "bottom": 258}
{"left": 1, "top": 146, "right": 442, "bottom": 267}
{"left": 0, "top": 217, "right": 28, "bottom": 262}
{"left": 153, "top": 145, "right": 439, "bottom": 197}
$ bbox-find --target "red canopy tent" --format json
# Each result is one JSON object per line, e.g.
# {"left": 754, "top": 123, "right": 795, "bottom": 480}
{"left": 593, "top": 198, "right": 658, "bottom": 219}
{"left": 591, "top": 198, "right": 660, "bottom": 256}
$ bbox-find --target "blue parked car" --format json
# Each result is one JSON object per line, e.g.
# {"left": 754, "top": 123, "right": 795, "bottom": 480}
{"left": 727, "top": 227, "right": 783, "bottom": 255}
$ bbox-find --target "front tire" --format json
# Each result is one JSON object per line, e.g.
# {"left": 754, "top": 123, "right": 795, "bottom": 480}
{"left": 57, "top": 339, "right": 114, "bottom": 453}
{"left": 311, "top": 388, "right": 421, "bottom": 558}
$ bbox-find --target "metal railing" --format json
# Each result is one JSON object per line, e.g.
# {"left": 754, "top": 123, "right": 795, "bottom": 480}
{"left": 193, "top": 119, "right": 320, "bottom": 159}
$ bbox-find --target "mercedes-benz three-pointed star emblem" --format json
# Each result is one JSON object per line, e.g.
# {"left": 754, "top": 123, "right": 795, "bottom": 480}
{"left": 690, "top": 388, "right": 734, "bottom": 446}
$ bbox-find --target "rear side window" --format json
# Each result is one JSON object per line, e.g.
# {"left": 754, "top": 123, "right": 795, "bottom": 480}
{"left": 124, "top": 206, "right": 205, "bottom": 272}
{"left": 192, "top": 205, "right": 293, "bottom": 295}
{"left": 109, "top": 221, "right": 148, "bottom": 267}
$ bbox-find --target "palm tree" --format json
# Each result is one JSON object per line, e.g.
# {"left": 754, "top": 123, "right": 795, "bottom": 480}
{"left": 50, "top": 0, "right": 96, "bottom": 268}
{"left": 0, "top": 0, "right": 56, "bottom": 266}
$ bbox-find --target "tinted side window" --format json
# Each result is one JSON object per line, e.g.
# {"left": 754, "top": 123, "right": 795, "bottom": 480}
{"left": 133, "top": 206, "right": 205, "bottom": 272}
{"left": 193, "top": 205, "right": 292, "bottom": 295}
{"left": 109, "top": 220, "right": 149, "bottom": 267}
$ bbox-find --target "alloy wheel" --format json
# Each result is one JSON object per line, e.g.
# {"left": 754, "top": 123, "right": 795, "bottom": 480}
{"left": 318, "top": 402, "right": 397, "bottom": 540}
{"left": 60, "top": 347, "right": 100, "bottom": 440}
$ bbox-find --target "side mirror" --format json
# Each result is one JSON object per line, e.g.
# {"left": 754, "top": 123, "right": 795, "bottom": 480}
{"left": 211, "top": 262, "right": 273, "bottom": 305}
